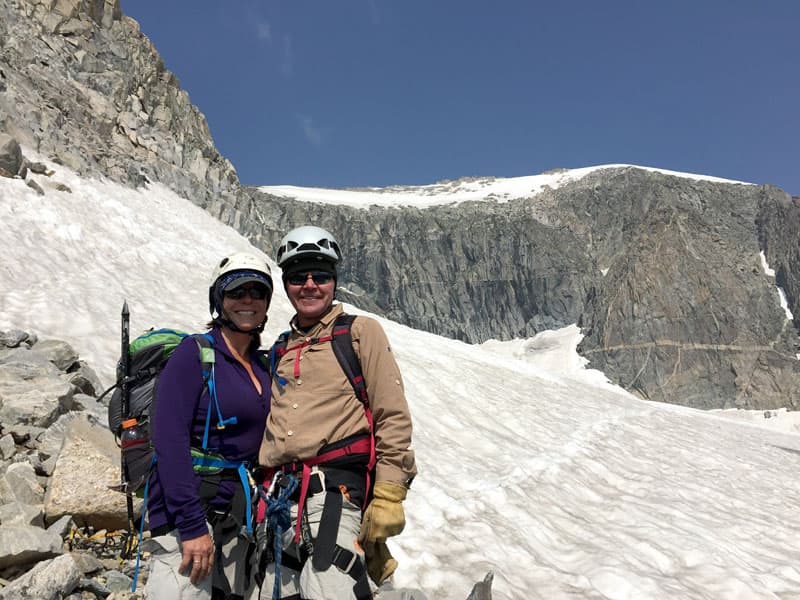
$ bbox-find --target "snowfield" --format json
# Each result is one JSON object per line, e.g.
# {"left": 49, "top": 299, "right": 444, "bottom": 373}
{"left": 1, "top": 157, "right": 798, "bottom": 600}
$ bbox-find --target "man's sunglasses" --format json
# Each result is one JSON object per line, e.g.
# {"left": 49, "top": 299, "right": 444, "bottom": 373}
{"left": 224, "top": 286, "right": 269, "bottom": 300}
{"left": 286, "top": 271, "right": 335, "bottom": 286}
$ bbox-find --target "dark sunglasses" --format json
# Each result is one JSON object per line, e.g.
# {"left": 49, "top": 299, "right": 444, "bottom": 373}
{"left": 224, "top": 286, "right": 269, "bottom": 300}
{"left": 286, "top": 271, "right": 335, "bottom": 286}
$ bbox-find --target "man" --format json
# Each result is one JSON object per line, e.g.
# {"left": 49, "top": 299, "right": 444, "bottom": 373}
{"left": 258, "top": 225, "right": 419, "bottom": 600}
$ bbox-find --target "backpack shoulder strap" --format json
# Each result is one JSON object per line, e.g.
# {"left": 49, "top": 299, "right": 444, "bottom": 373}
{"left": 330, "top": 314, "right": 376, "bottom": 506}
{"left": 330, "top": 314, "right": 368, "bottom": 406}
{"left": 269, "top": 330, "right": 291, "bottom": 388}
{"left": 188, "top": 333, "right": 237, "bottom": 448}
{"left": 191, "top": 333, "right": 216, "bottom": 384}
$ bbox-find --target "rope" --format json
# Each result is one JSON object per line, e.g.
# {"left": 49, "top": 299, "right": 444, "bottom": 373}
{"left": 263, "top": 474, "right": 299, "bottom": 600}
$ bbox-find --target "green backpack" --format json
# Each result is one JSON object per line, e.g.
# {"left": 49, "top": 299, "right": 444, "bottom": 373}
{"left": 105, "top": 328, "right": 215, "bottom": 494}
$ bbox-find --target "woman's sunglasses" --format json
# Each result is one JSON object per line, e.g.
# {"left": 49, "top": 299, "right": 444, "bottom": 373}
{"left": 224, "top": 286, "right": 269, "bottom": 300}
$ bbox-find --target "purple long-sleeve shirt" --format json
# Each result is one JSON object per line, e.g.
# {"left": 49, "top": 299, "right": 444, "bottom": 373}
{"left": 147, "top": 327, "right": 270, "bottom": 540}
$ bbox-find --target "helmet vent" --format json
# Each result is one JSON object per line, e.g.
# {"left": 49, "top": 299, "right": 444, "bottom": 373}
{"left": 297, "top": 242, "right": 321, "bottom": 252}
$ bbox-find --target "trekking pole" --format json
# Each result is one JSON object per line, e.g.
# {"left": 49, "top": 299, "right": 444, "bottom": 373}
{"left": 120, "top": 301, "right": 137, "bottom": 559}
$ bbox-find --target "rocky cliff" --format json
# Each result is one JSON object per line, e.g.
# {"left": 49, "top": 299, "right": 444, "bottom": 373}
{"left": 248, "top": 170, "right": 800, "bottom": 410}
{"left": 1, "top": 0, "right": 798, "bottom": 410}
{"left": 0, "top": 0, "right": 260, "bottom": 225}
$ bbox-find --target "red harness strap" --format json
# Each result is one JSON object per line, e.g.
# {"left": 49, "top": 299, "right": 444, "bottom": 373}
{"left": 291, "top": 436, "right": 374, "bottom": 543}
{"left": 261, "top": 436, "right": 374, "bottom": 543}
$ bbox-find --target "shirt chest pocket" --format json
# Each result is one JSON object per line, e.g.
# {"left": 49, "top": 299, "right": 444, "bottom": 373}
{"left": 295, "top": 344, "right": 352, "bottom": 396}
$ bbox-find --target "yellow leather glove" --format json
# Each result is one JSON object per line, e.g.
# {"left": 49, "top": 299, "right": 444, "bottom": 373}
{"left": 358, "top": 481, "right": 407, "bottom": 585}
{"left": 363, "top": 540, "right": 398, "bottom": 585}
{"left": 358, "top": 481, "right": 407, "bottom": 542}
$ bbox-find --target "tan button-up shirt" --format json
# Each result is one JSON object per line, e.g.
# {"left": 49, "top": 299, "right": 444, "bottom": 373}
{"left": 259, "top": 304, "right": 417, "bottom": 486}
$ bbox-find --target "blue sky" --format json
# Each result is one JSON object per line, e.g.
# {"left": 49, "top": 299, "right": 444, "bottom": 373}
{"left": 122, "top": 1, "right": 799, "bottom": 194}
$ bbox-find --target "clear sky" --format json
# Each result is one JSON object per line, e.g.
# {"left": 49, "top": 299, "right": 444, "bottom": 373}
{"left": 121, "top": 1, "right": 799, "bottom": 195}
{"left": 2, "top": 151, "right": 800, "bottom": 599}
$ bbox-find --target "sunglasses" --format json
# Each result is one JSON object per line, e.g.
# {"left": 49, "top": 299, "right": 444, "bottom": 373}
{"left": 224, "top": 286, "right": 269, "bottom": 300}
{"left": 286, "top": 271, "right": 335, "bottom": 286}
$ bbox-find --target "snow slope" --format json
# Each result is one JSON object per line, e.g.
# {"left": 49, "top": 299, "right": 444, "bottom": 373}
{"left": 1, "top": 158, "right": 798, "bottom": 600}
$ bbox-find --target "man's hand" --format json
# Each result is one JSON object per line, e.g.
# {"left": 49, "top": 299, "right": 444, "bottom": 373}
{"left": 179, "top": 532, "right": 214, "bottom": 584}
{"left": 363, "top": 540, "right": 399, "bottom": 585}
{"left": 358, "top": 481, "right": 407, "bottom": 543}
{"left": 358, "top": 481, "right": 407, "bottom": 585}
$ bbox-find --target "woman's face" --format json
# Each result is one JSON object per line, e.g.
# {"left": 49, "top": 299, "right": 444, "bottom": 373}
{"left": 221, "top": 284, "right": 268, "bottom": 332}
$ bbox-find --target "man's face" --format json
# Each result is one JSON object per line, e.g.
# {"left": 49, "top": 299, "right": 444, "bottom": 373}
{"left": 285, "top": 271, "right": 336, "bottom": 327}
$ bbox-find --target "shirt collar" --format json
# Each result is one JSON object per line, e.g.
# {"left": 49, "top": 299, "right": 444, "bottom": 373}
{"left": 290, "top": 303, "right": 343, "bottom": 336}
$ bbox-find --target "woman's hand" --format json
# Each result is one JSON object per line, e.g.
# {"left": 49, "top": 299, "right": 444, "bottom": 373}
{"left": 179, "top": 533, "right": 215, "bottom": 584}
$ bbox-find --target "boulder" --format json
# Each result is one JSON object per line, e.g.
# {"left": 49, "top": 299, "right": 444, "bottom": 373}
{"left": 43, "top": 415, "right": 139, "bottom": 530}
{"left": 30, "top": 339, "right": 80, "bottom": 371}
{"left": 0, "top": 553, "right": 80, "bottom": 599}
{"left": 0, "top": 435, "right": 15, "bottom": 461}
{"left": 0, "top": 133, "right": 22, "bottom": 177}
{"left": 1, "top": 462, "right": 45, "bottom": 505}
{"left": 0, "top": 501, "right": 44, "bottom": 527}
{"left": 0, "top": 524, "right": 63, "bottom": 570}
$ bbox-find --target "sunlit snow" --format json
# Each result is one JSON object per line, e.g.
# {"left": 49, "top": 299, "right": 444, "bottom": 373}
{"left": 258, "top": 164, "right": 750, "bottom": 209}
{"left": 1, "top": 155, "right": 798, "bottom": 600}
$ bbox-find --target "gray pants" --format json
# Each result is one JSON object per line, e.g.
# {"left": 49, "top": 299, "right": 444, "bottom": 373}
{"left": 260, "top": 489, "right": 368, "bottom": 599}
{"left": 259, "top": 490, "right": 428, "bottom": 600}
{"left": 145, "top": 518, "right": 257, "bottom": 600}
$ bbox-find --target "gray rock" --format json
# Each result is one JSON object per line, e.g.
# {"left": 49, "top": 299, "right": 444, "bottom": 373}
{"left": 36, "top": 420, "right": 66, "bottom": 464}
{"left": 0, "top": 133, "right": 22, "bottom": 176}
{"left": 70, "top": 551, "right": 104, "bottom": 575}
{"left": 31, "top": 339, "right": 80, "bottom": 371}
{"left": 68, "top": 361, "right": 103, "bottom": 397}
{"left": 0, "top": 435, "right": 15, "bottom": 461}
{"left": 25, "top": 161, "right": 51, "bottom": 175}
{"left": 0, "top": 553, "right": 81, "bottom": 599}
{"left": 0, "top": 524, "right": 63, "bottom": 569}
{"left": 0, "top": 375, "right": 76, "bottom": 428}
{"left": 106, "top": 591, "right": 143, "bottom": 600}
{"left": 25, "top": 178, "right": 45, "bottom": 195}
{"left": 43, "top": 415, "right": 140, "bottom": 530}
{"left": 466, "top": 571, "right": 493, "bottom": 600}
{"left": 46, "top": 515, "right": 75, "bottom": 539}
{"left": 78, "top": 575, "right": 112, "bottom": 596}
{"left": 103, "top": 569, "right": 133, "bottom": 593}
{"left": 2, "top": 462, "right": 45, "bottom": 505}
{"left": 0, "top": 330, "right": 34, "bottom": 348}
{"left": 0, "top": 501, "right": 44, "bottom": 527}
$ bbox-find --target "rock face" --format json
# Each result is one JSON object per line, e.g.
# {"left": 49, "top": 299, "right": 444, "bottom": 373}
{"left": 0, "top": 0, "right": 241, "bottom": 212}
{"left": 571, "top": 172, "right": 800, "bottom": 409}
{"left": 249, "top": 169, "right": 800, "bottom": 410}
{"left": 251, "top": 191, "right": 595, "bottom": 342}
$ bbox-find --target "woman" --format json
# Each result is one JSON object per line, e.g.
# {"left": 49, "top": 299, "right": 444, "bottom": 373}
{"left": 145, "top": 252, "right": 273, "bottom": 600}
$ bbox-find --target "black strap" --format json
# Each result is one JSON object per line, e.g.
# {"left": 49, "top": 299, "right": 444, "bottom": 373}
{"left": 312, "top": 491, "right": 342, "bottom": 571}
{"left": 330, "top": 315, "right": 369, "bottom": 406}
{"left": 332, "top": 545, "right": 372, "bottom": 600}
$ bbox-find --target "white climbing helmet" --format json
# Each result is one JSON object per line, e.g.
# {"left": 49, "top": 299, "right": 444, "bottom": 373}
{"left": 276, "top": 225, "right": 342, "bottom": 268}
{"left": 208, "top": 252, "right": 273, "bottom": 316}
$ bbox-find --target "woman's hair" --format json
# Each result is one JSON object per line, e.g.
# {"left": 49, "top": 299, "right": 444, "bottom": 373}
{"left": 206, "top": 318, "right": 262, "bottom": 349}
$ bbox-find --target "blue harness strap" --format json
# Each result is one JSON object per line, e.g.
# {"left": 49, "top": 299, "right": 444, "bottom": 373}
{"left": 190, "top": 453, "right": 254, "bottom": 536}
